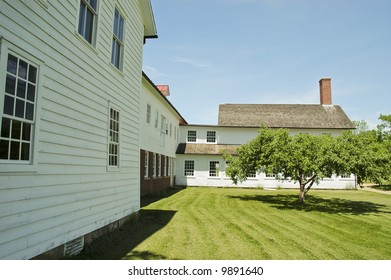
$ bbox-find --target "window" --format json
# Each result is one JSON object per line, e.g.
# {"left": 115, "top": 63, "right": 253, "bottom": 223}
{"left": 187, "top": 130, "right": 196, "bottom": 142}
{"left": 108, "top": 107, "right": 120, "bottom": 167}
{"left": 78, "top": 0, "right": 98, "bottom": 45}
{"left": 111, "top": 8, "right": 124, "bottom": 70}
{"left": 248, "top": 171, "right": 256, "bottom": 178}
{"left": 152, "top": 153, "right": 156, "bottom": 177}
{"left": 207, "top": 131, "right": 216, "bottom": 143}
{"left": 160, "top": 115, "right": 166, "bottom": 133}
{"left": 157, "top": 154, "right": 161, "bottom": 177}
{"left": 144, "top": 151, "right": 149, "bottom": 178}
{"left": 1, "top": 53, "right": 38, "bottom": 162}
{"left": 209, "top": 161, "right": 220, "bottom": 177}
{"left": 341, "top": 173, "right": 350, "bottom": 178}
{"left": 146, "top": 104, "right": 151, "bottom": 124}
{"left": 265, "top": 173, "right": 276, "bottom": 178}
{"left": 154, "top": 110, "right": 159, "bottom": 129}
{"left": 184, "top": 160, "right": 194, "bottom": 176}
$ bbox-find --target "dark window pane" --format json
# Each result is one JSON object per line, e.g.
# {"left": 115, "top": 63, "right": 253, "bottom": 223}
{"left": 114, "top": 9, "right": 119, "bottom": 35}
{"left": 21, "top": 143, "right": 30, "bottom": 161}
{"left": 26, "top": 103, "right": 34, "bottom": 121}
{"left": 17, "top": 80, "right": 26, "bottom": 98}
{"left": 118, "top": 16, "right": 124, "bottom": 42}
{"left": 85, "top": 9, "right": 94, "bottom": 43}
{"left": 89, "top": 0, "right": 97, "bottom": 11}
{"left": 3, "top": 95, "right": 14, "bottom": 116}
{"left": 5, "top": 74, "right": 16, "bottom": 95}
{"left": 22, "top": 123, "right": 31, "bottom": 141}
{"left": 10, "top": 141, "right": 20, "bottom": 160}
{"left": 27, "top": 84, "right": 36, "bottom": 102}
{"left": 11, "top": 120, "right": 22, "bottom": 140}
{"left": 1, "top": 118, "right": 11, "bottom": 138}
{"left": 0, "top": 140, "right": 9, "bottom": 159}
{"left": 18, "top": 60, "right": 28, "bottom": 79}
{"left": 7, "top": 54, "right": 18, "bottom": 75}
{"left": 78, "top": 2, "right": 86, "bottom": 35}
{"left": 15, "top": 99, "right": 25, "bottom": 118}
{"left": 28, "top": 65, "right": 37, "bottom": 83}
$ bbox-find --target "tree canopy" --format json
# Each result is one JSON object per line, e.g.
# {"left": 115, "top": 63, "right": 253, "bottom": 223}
{"left": 225, "top": 115, "right": 391, "bottom": 203}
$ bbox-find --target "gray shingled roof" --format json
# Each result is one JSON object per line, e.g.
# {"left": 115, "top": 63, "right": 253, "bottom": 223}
{"left": 176, "top": 143, "right": 239, "bottom": 155}
{"left": 218, "top": 104, "right": 354, "bottom": 129}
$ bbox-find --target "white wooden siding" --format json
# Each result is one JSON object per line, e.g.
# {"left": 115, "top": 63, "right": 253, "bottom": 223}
{"left": 0, "top": 0, "right": 148, "bottom": 259}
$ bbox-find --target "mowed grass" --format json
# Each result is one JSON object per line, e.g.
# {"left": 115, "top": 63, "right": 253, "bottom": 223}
{"left": 124, "top": 187, "right": 391, "bottom": 260}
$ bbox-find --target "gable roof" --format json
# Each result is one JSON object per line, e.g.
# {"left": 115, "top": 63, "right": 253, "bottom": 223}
{"left": 218, "top": 104, "right": 354, "bottom": 129}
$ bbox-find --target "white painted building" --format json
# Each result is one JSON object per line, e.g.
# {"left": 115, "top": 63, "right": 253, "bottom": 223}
{"left": 0, "top": 0, "right": 157, "bottom": 259}
{"left": 176, "top": 79, "right": 356, "bottom": 189}
{"left": 139, "top": 73, "right": 187, "bottom": 195}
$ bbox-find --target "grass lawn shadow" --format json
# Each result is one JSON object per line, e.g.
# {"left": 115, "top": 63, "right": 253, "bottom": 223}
{"left": 228, "top": 193, "right": 389, "bottom": 215}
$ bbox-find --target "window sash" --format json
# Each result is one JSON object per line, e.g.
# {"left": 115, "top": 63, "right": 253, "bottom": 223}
{"left": 108, "top": 107, "right": 120, "bottom": 167}
{"left": 187, "top": 130, "right": 196, "bottom": 142}
{"left": 207, "top": 131, "right": 216, "bottom": 143}
{"left": 78, "top": 0, "right": 98, "bottom": 44}
{"left": 1, "top": 53, "right": 38, "bottom": 162}
{"left": 209, "top": 161, "right": 219, "bottom": 177}
{"left": 184, "top": 160, "right": 194, "bottom": 176}
{"left": 111, "top": 8, "right": 124, "bottom": 69}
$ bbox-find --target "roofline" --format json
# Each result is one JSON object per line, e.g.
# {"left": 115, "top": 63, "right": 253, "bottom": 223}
{"left": 139, "top": 0, "right": 158, "bottom": 40}
{"left": 180, "top": 123, "right": 354, "bottom": 130}
{"left": 142, "top": 72, "right": 188, "bottom": 125}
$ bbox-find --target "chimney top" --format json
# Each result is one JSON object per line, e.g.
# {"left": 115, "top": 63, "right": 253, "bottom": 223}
{"left": 319, "top": 78, "right": 332, "bottom": 105}
{"left": 156, "top": 85, "right": 170, "bottom": 97}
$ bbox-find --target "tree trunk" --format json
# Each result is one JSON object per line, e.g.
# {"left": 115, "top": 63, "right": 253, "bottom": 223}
{"left": 298, "top": 183, "right": 305, "bottom": 204}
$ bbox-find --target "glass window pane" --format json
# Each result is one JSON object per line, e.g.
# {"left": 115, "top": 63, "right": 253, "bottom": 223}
{"left": 5, "top": 74, "right": 16, "bottom": 95}
{"left": 3, "top": 95, "right": 14, "bottom": 116}
{"left": 89, "top": 0, "right": 97, "bottom": 11}
{"left": 17, "top": 80, "right": 26, "bottom": 98}
{"left": 1, "top": 118, "right": 11, "bottom": 138}
{"left": 21, "top": 143, "right": 30, "bottom": 161}
{"left": 28, "top": 65, "right": 37, "bottom": 83}
{"left": 15, "top": 99, "right": 25, "bottom": 118}
{"left": 27, "top": 84, "right": 36, "bottom": 102}
{"left": 11, "top": 120, "right": 22, "bottom": 140}
{"left": 78, "top": 2, "right": 86, "bottom": 35}
{"left": 0, "top": 140, "right": 9, "bottom": 159}
{"left": 26, "top": 103, "right": 34, "bottom": 121}
{"left": 22, "top": 123, "right": 31, "bottom": 141}
{"left": 7, "top": 54, "right": 18, "bottom": 75}
{"left": 10, "top": 141, "right": 20, "bottom": 160}
{"left": 18, "top": 59, "right": 28, "bottom": 79}
{"left": 85, "top": 9, "right": 93, "bottom": 43}
{"left": 114, "top": 9, "right": 119, "bottom": 36}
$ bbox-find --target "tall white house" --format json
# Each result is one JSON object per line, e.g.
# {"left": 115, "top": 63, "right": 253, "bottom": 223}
{"left": 175, "top": 79, "right": 356, "bottom": 189}
{"left": 0, "top": 0, "right": 157, "bottom": 259}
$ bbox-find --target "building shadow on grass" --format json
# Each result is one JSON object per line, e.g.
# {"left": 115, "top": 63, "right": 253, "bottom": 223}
{"left": 69, "top": 209, "right": 176, "bottom": 260}
{"left": 228, "top": 194, "right": 389, "bottom": 215}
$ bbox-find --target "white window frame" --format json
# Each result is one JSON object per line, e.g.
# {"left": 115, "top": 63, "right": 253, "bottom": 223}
{"left": 152, "top": 153, "right": 156, "bottom": 177}
{"left": 207, "top": 131, "right": 216, "bottom": 143}
{"left": 209, "top": 161, "right": 220, "bottom": 177}
{"left": 157, "top": 154, "right": 161, "bottom": 177}
{"left": 77, "top": 0, "right": 99, "bottom": 46}
{"left": 111, "top": 7, "right": 125, "bottom": 71}
{"left": 187, "top": 130, "right": 196, "bottom": 142}
{"left": 184, "top": 160, "right": 194, "bottom": 177}
{"left": 146, "top": 104, "right": 151, "bottom": 124}
{"left": 108, "top": 105, "right": 120, "bottom": 169}
{"left": 0, "top": 48, "right": 40, "bottom": 165}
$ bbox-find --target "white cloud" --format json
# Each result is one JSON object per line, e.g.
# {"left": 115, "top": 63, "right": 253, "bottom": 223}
{"left": 143, "top": 65, "right": 169, "bottom": 77}
{"left": 173, "top": 56, "right": 209, "bottom": 68}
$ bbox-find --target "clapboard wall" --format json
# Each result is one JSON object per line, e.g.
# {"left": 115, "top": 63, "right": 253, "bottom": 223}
{"left": 0, "top": 0, "right": 149, "bottom": 259}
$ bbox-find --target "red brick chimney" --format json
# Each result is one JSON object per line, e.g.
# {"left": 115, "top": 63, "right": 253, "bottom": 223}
{"left": 319, "top": 78, "right": 332, "bottom": 105}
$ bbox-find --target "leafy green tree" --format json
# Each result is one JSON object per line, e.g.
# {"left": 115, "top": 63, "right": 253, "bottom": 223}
{"left": 225, "top": 128, "right": 339, "bottom": 203}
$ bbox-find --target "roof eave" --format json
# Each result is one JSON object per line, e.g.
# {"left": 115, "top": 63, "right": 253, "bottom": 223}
{"left": 139, "top": 0, "right": 158, "bottom": 39}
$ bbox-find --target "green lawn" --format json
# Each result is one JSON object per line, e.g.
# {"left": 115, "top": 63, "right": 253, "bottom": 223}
{"left": 78, "top": 187, "right": 391, "bottom": 260}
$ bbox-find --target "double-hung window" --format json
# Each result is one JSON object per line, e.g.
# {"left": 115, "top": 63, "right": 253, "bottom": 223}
{"left": 207, "top": 131, "right": 216, "bottom": 143}
{"left": 144, "top": 151, "right": 149, "bottom": 178}
{"left": 146, "top": 104, "right": 151, "bottom": 124}
{"left": 78, "top": 0, "right": 98, "bottom": 45}
{"left": 111, "top": 8, "right": 125, "bottom": 70}
{"left": 1, "top": 53, "right": 38, "bottom": 162}
{"left": 209, "top": 161, "right": 220, "bottom": 177}
{"left": 187, "top": 130, "right": 196, "bottom": 142}
{"left": 108, "top": 107, "right": 120, "bottom": 167}
{"left": 184, "top": 160, "right": 194, "bottom": 176}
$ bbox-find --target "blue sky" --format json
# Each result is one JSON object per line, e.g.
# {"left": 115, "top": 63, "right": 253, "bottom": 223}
{"left": 143, "top": 0, "right": 391, "bottom": 128}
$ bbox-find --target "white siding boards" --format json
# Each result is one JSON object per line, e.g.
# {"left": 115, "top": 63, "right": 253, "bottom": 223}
{"left": 0, "top": 0, "right": 154, "bottom": 259}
